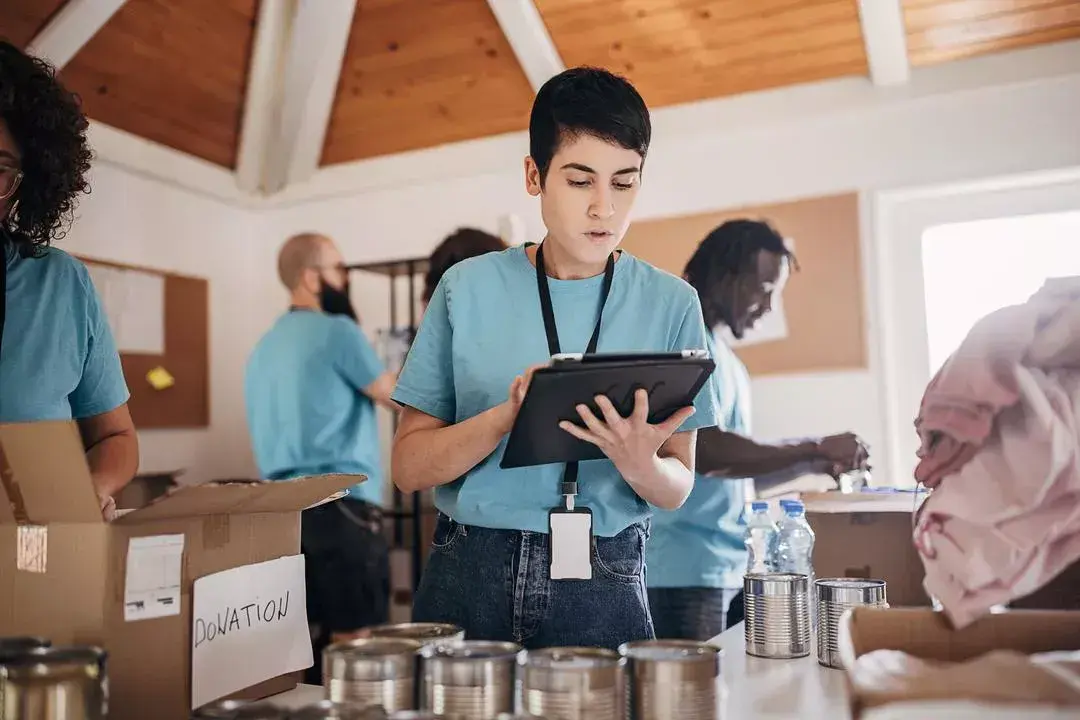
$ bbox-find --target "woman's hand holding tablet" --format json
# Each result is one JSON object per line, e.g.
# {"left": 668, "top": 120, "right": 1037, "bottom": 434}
{"left": 558, "top": 388, "right": 697, "bottom": 507}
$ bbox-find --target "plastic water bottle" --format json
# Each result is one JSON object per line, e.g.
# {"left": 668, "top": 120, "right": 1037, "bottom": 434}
{"left": 743, "top": 501, "right": 778, "bottom": 574}
{"left": 773, "top": 500, "right": 817, "bottom": 624}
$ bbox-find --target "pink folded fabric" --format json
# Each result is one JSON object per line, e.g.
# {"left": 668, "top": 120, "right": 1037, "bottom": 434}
{"left": 913, "top": 278, "right": 1080, "bottom": 628}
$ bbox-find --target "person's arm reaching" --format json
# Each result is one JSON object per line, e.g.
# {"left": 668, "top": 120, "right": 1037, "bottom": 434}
{"left": 335, "top": 318, "right": 398, "bottom": 410}
{"left": 696, "top": 428, "right": 869, "bottom": 480}
{"left": 77, "top": 405, "right": 138, "bottom": 516}
{"left": 71, "top": 264, "right": 138, "bottom": 516}
{"left": 363, "top": 370, "right": 399, "bottom": 409}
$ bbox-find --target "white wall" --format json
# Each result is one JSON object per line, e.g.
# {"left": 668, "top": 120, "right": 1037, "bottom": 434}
{"left": 68, "top": 41, "right": 1080, "bottom": 487}
{"left": 63, "top": 163, "right": 274, "bottom": 485}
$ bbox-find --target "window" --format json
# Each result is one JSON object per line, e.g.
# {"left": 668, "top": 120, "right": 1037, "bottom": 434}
{"left": 921, "top": 210, "right": 1080, "bottom": 373}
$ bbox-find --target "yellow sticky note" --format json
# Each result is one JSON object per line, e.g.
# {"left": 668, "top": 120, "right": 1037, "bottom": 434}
{"left": 146, "top": 366, "right": 175, "bottom": 391}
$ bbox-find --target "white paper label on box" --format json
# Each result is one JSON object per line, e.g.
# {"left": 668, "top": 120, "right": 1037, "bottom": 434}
{"left": 190, "top": 554, "right": 311, "bottom": 709}
{"left": 124, "top": 534, "right": 185, "bottom": 621}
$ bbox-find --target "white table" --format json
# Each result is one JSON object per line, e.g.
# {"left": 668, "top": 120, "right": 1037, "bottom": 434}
{"left": 268, "top": 623, "right": 851, "bottom": 718}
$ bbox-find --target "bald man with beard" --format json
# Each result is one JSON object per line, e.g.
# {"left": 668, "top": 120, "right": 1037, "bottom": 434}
{"left": 245, "top": 232, "right": 397, "bottom": 682}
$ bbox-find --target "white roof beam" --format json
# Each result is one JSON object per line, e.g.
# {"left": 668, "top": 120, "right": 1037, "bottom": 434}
{"left": 264, "top": 0, "right": 357, "bottom": 194}
{"left": 486, "top": 0, "right": 566, "bottom": 92}
{"left": 26, "top": 0, "right": 129, "bottom": 70}
{"left": 235, "top": 0, "right": 293, "bottom": 194}
{"left": 856, "top": 0, "right": 912, "bottom": 86}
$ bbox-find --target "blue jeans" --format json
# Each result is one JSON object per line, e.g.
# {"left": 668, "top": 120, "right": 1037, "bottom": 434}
{"left": 413, "top": 513, "right": 654, "bottom": 650}
{"left": 647, "top": 587, "right": 743, "bottom": 642}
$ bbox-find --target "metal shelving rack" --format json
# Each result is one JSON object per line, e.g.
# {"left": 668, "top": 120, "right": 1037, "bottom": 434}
{"left": 346, "top": 255, "right": 431, "bottom": 592}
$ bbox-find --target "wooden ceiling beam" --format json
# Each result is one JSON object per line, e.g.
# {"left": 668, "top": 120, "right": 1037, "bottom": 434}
{"left": 26, "top": 0, "right": 129, "bottom": 70}
{"left": 485, "top": 0, "right": 565, "bottom": 92}
{"left": 856, "top": 0, "right": 911, "bottom": 86}
{"left": 262, "top": 0, "right": 357, "bottom": 194}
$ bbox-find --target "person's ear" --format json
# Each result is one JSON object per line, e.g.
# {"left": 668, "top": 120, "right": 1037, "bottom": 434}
{"left": 301, "top": 267, "right": 321, "bottom": 295}
{"left": 525, "top": 156, "right": 542, "bottom": 197}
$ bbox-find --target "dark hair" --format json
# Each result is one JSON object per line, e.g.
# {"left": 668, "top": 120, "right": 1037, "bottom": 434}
{"left": 424, "top": 227, "right": 507, "bottom": 302}
{"left": 529, "top": 66, "right": 650, "bottom": 184}
{"left": 684, "top": 218, "right": 799, "bottom": 296}
{"left": 0, "top": 40, "right": 93, "bottom": 253}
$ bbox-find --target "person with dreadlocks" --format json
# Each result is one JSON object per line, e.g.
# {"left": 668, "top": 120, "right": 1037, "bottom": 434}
{"left": 645, "top": 219, "right": 870, "bottom": 640}
{"left": 0, "top": 40, "right": 137, "bottom": 518}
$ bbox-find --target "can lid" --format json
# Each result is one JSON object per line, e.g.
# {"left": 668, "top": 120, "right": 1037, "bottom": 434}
{"left": 361, "top": 622, "right": 463, "bottom": 641}
{"left": 2, "top": 645, "right": 106, "bottom": 668}
{"left": 815, "top": 578, "right": 885, "bottom": 589}
{"left": 421, "top": 640, "right": 521, "bottom": 661}
{"left": 326, "top": 637, "right": 422, "bottom": 658}
{"left": 618, "top": 640, "right": 721, "bottom": 662}
{"left": 0, "top": 636, "right": 51, "bottom": 662}
{"left": 521, "top": 646, "right": 621, "bottom": 669}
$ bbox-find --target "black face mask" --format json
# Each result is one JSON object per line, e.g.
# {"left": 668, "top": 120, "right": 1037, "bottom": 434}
{"left": 319, "top": 278, "right": 358, "bottom": 321}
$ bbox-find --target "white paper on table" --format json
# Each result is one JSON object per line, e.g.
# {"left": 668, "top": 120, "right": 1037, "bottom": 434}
{"left": 190, "top": 554, "right": 312, "bottom": 709}
{"left": 124, "top": 534, "right": 185, "bottom": 621}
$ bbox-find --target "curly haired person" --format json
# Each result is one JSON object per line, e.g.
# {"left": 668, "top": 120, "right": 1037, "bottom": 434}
{"left": 0, "top": 40, "right": 137, "bottom": 517}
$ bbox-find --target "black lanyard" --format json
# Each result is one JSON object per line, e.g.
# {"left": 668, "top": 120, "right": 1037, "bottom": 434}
{"left": 534, "top": 242, "right": 615, "bottom": 502}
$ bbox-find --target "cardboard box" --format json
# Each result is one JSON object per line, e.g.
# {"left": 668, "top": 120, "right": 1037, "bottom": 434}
{"left": 114, "top": 469, "right": 182, "bottom": 510}
{"left": 0, "top": 420, "right": 356, "bottom": 720}
{"left": 802, "top": 490, "right": 933, "bottom": 607}
{"left": 838, "top": 606, "right": 1080, "bottom": 718}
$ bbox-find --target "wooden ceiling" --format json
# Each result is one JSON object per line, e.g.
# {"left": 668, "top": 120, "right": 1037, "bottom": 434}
{"left": 534, "top": 0, "right": 870, "bottom": 108}
{"left": 2, "top": 0, "right": 1078, "bottom": 174}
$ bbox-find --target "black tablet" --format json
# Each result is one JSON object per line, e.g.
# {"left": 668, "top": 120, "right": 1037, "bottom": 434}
{"left": 500, "top": 350, "right": 716, "bottom": 469}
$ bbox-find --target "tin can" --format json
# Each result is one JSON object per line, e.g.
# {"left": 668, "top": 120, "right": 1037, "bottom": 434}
{"left": 0, "top": 645, "right": 108, "bottom": 720}
{"left": 743, "top": 572, "right": 812, "bottom": 659}
{"left": 323, "top": 637, "right": 421, "bottom": 711}
{"left": 619, "top": 640, "right": 722, "bottom": 720}
{"left": 518, "top": 647, "right": 624, "bottom": 720}
{"left": 421, "top": 640, "right": 520, "bottom": 719}
{"left": 357, "top": 624, "right": 464, "bottom": 649}
{"left": 815, "top": 578, "right": 887, "bottom": 668}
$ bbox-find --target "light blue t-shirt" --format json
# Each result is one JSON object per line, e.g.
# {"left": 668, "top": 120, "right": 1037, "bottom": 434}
{"left": 244, "top": 311, "right": 385, "bottom": 505}
{"left": 646, "top": 329, "right": 753, "bottom": 589}
{"left": 0, "top": 243, "right": 129, "bottom": 422}
{"left": 391, "top": 245, "right": 720, "bottom": 537}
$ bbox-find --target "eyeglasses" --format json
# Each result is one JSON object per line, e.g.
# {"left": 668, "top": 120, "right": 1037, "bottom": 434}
{"left": 0, "top": 165, "right": 23, "bottom": 201}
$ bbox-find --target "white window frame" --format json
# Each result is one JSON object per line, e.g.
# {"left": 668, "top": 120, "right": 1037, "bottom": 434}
{"left": 867, "top": 167, "right": 1080, "bottom": 487}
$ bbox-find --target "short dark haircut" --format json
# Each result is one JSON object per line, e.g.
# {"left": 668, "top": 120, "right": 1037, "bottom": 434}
{"left": 424, "top": 227, "right": 507, "bottom": 303}
{"left": 684, "top": 219, "right": 799, "bottom": 296}
{"left": 529, "top": 66, "right": 651, "bottom": 184}
{"left": 0, "top": 40, "right": 92, "bottom": 254}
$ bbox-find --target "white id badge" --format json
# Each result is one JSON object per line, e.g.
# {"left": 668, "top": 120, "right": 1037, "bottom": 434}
{"left": 549, "top": 507, "right": 593, "bottom": 580}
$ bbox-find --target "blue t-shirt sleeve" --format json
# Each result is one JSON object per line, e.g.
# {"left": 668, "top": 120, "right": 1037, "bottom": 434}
{"left": 69, "top": 268, "right": 130, "bottom": 419}
{"left": 334, "top": 318, "right": 385, "bottom": 390}
{"left": 391, "top": 278, "right": 456, "bottom": 422}
{"left": 671, "top": 293, "right": 721, "bottom": 433}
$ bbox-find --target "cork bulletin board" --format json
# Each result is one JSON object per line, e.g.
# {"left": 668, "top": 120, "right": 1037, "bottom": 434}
{"left": 78, "top": 256, "right": 210, "bottom": 429}
{"left": 620, "top": 193, "right": 866, "bottom": 376}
